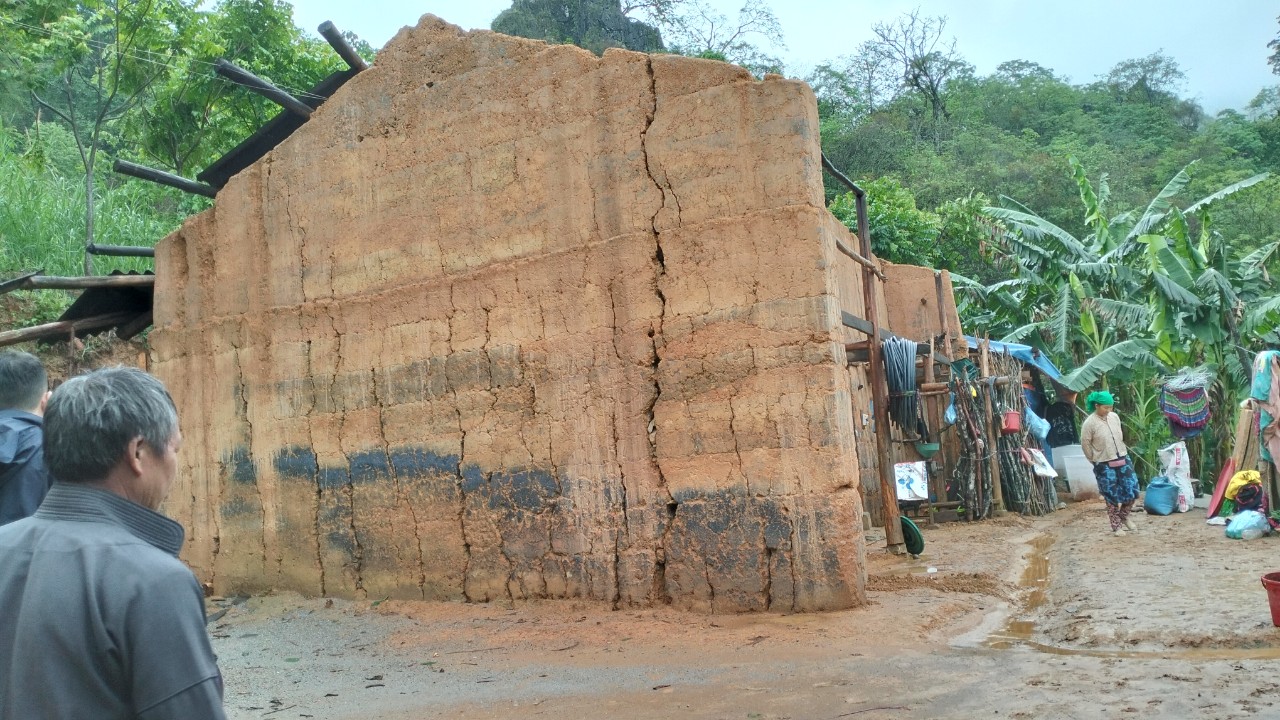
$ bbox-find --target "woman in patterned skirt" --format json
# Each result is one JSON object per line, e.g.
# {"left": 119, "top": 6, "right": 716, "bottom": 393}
{"left": 1080, "top": 390, "right": 1140, "bottom": 536}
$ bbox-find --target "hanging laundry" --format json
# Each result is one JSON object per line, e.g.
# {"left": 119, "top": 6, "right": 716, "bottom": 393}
{"left": 1159, "top": 367, "right": 1214, "bottom": 439}
{"left": 1250, "top": 350, "right": 1280, "bottom": 467}
{"left": 1159, "top": 386, "right": 1210, "bottom": 438}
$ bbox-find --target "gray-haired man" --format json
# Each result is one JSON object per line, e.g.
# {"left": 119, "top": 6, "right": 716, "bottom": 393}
{"left": 0, "top": 367, "right": 225, "bottom": 719}
{"left": 0, "top": 350, "right": 52, "bottom": 525}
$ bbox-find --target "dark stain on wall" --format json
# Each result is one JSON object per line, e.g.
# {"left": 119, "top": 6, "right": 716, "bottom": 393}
{"left": 226, "top": 446, "right": 257, "bottom": 486}
{"left": 222, "top": 444, "right": 826, "bottom": 610}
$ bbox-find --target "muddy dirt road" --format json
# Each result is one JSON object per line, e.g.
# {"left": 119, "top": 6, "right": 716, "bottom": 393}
{"left": 212, "top": 502, "right": 1280, "bottom": 719}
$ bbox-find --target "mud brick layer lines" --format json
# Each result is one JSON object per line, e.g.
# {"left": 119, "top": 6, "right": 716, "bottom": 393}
{"left": 151, "top": 15, "right": 881, "bottom": 612}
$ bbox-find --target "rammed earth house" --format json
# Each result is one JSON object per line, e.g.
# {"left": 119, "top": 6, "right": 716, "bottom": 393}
{"left": 151, "top": 15, "right": 962, "bottom": 613}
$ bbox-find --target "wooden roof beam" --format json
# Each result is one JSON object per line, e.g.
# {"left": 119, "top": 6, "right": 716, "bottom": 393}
{"left": 318, "top": 21, "right": 369, "bottom": 71}
{"left": 113, "top": 159, "right": 218, "bottom": 198}
{"left": 214, "top": 59, "right": 314, "bottom": 119}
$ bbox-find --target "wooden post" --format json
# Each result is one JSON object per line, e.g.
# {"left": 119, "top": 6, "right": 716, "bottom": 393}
{"left": 113, "top": 160, "right": 218, "bottom": 198}
{"left": 822, "top": 151, "right": 903, "bottom": 551}
{"left": 934, "top": 271, "right": 951, "bottom": 362}
{"left": 979, "top": 337, "right": 1006, "bottom": 514}
{"left": 318, "top": 21, "right": 369, "bottom": 71}
{"left": 214, "top": 59, "right": 314, "bottom": 119}
{"left": 857, "top": 199, "right": 905, "bottom": 553}
{"left": 923, "top": 338, "right": 937, "bottom": 525}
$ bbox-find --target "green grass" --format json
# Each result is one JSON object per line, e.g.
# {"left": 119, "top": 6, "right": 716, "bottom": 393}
{"left": 0, "top": 124, "right": 200, "bottom": 279}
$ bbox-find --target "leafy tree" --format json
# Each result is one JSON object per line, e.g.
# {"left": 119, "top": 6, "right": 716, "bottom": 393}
{"left": 127, "top": 0, "right": 354, "bottom": 175}
{"left": 970, "top": 159, "right": 1273, "bottom": 477}
{"left": 829, "top": 176, "right": 939, "bottom": 265}
{"left": 1105, "top": 51, "right": 1186, "bottom": 103}
{"left": 2, "top": 0, "right": 197, "bottom": 273}
{"left": 491, "top": 0, "right": 664, "bottom": 54}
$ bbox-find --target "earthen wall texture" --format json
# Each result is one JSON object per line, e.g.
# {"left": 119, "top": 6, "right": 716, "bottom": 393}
{"left": 151, "top": 16, "right": 873, "bottom": 613}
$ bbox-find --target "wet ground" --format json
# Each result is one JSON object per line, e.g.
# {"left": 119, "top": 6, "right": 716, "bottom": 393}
{"left": 212, "top": 501, "right": 1280, "bottom": 719}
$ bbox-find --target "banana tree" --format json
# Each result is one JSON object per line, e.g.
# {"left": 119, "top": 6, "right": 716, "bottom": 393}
{"left": 971, "top": 158, "right": 1273, "bottom": 477}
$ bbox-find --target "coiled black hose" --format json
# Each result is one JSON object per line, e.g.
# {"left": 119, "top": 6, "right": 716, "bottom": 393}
{"left": 883, "top": 337, "right": 919, "bottom": 433}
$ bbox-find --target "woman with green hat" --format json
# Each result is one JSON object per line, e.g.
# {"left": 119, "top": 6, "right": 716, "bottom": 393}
{"left": 1080, "top": 390, "right": 1140, "bottom": 536}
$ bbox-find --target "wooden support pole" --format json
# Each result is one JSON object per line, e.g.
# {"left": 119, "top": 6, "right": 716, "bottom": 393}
{"left": 855, "top": 205, "right": 905, "bottom": 555}
{"left": 823, "top": 150, "right": 903, "bottom": 550}
{"left": 934, "top": 270, "right": 952, "bottom": 361}
{"left": 847, "top": 343, "right": 930, "bottom": 364}
{"left": 920, "top": 377, "right": 1012, "bottom": 393}
{"left": 113, "top": 159, "right": 218, "bottom": 198}
{"left": 979, "top": 338, "right": 1006, "bottom": 514}
{"left": 842, "top": 313, "right": 952, "bottom": 365}
{"left": 87, "top": 243, "right": 155, "bottom": 258}
{"left": 923, "top": 338, "right": 937, "bottom": 525}
{"left": 0, "top": 312, "right": 139, "bottom": 348}
{"left": 834, "top": 237, "right": 887, "bottom": 282}
{"left": 318, "top": 21, "right": 369, "bottom": 71}
{"left": 214, "top": 59, "right": 314, "bottom": 119}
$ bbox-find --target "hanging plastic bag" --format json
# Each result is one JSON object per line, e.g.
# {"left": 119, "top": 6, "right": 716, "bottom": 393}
{"left": 1025, "top": 406, "right": 1050, "bottom": 440}
{"left": 1158, "top": 442, "right": 1192, "bottom": 483}
{"left": 1226, "top": 510, "right": 1271, "bottom": 540}
{"left": 944, "top": 392, "right": 957, "bottom": 426}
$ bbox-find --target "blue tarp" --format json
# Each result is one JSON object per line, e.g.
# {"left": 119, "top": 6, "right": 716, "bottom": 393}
{"left": 964, "top": 336, "right": 1064, "bottom": 383}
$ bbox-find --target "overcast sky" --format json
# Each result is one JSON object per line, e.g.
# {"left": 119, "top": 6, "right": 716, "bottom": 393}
{"left": 290, "top": 0, "right": 1276, "bottom": 114}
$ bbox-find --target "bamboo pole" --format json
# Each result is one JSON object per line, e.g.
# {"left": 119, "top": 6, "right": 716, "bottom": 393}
{"left": 979, "top": 338, "right": 1006, "bottom": 514}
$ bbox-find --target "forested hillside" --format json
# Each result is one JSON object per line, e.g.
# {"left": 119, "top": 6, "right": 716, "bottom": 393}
{"left": 2, "top": 0, "right": 1278, "bottom": 469}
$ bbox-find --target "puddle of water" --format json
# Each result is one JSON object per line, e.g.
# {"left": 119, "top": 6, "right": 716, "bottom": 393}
{"left": 985, "top": 533, "right": 1280, "bottom": 660}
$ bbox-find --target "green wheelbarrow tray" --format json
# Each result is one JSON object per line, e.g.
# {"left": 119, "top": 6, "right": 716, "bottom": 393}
{"left": 901, "top": 516, "right": 925, "bottom": 557}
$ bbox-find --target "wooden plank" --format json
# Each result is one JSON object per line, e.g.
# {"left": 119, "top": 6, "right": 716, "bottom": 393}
{"left": 847, "top": 343, "right": 929, "bottom": 364}
{"left": 318, "top": 21, "right": 369, "bottom": 71}
{"left": 113, "top": 160, "right": 218, "bottom": 198}
{"left": 841, "top": 311, "right": 953, "bottom": 365}
{"left": 0, "top": 312, "right": 139, "bottom": 348}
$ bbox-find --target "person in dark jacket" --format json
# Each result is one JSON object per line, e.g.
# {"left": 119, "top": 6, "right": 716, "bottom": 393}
{"left": 0, "top": 367, "right": 225, "bottom": 719}
{"left": 0, "top": 350, "right": 51, "bottom": 525}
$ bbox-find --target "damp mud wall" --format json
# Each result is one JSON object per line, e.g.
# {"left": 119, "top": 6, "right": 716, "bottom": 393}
{"left": 151, "top": 15, "right": 876, "bottom": 613}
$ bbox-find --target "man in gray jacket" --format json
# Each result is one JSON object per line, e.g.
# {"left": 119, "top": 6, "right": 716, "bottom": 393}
{"left": 0, "top": 350, "right": 51, "bottom": 525}
{"left": 0, "top": 367, "right": 225, "bottom": 719}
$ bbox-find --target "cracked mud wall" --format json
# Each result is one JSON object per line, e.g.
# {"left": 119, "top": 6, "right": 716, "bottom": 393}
{"left": 151, "top": 15, "right": 871, "bottom": 613}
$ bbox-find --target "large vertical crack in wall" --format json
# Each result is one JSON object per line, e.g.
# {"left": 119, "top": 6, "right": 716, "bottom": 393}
{"left": 152, "top": 15, "right": 873, "bottom": 613}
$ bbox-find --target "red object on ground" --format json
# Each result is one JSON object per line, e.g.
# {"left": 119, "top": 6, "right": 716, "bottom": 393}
{"left": 1262, "top": 572, "right": 1280, "bottom": 626}
{"left": 1207, "top": 458, "right": 1236, "bottom": 519}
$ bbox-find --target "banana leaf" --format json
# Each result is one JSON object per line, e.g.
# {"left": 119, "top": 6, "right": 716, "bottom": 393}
{"left": 1059, "top": 338, "right": 1161, "bottom": 391}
